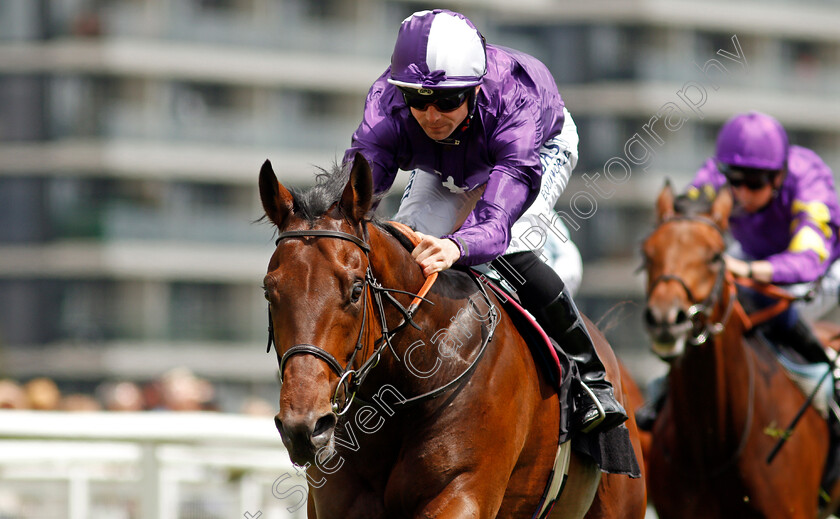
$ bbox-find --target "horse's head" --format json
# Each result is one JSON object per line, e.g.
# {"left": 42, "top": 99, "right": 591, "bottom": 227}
{"left": 641, "top": 182, "right": 732, "bottom": 359}
{"left": 259, "top": 153, "right": 375, "bottom": 466}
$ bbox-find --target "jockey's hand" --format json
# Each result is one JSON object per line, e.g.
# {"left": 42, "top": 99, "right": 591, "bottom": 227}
{"left": 724, "top": 254, "right": 773, "bottom": 283}
{"left": 412, "top": 232, "right": 461, "bottom": 276}
{"left": 723, "top": 254, "right": 751, "bottom": 278}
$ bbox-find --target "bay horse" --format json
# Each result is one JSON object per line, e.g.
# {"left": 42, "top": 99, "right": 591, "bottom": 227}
{"left": 259, "top": 153, "right": 646, "bottom": 518}
{"left": 642, "top": 182, "right": 840, "bottom": 518}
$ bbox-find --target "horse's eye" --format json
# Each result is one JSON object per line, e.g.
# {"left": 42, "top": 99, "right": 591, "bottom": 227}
{"left": 351, "top": 283, "right": 364, "bottom": 303}
{"left": 263, "top": 289, "right": 270, "bottom": 301}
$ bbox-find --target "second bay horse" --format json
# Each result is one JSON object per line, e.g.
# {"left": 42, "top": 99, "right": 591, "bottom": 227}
{"left": 642, "top": 183, "right": 840, "bottom": 518}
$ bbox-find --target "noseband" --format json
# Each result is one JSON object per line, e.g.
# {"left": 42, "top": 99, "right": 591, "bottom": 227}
{"left": 646, "top": 216, "right": 735, "bottom": 345}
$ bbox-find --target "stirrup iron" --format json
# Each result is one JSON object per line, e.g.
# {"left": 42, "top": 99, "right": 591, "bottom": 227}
{"left": 579, "top": 382, "right": 606, "bottom": 434}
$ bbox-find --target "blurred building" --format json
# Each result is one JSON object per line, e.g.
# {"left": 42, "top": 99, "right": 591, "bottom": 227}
{"left": 0, "top": 0, "right": 838, "bottom": 392}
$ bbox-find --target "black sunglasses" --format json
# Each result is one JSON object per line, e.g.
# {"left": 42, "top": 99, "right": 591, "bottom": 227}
{"left": 399, "top": 87, "right": 472, "bottom": 112}
{"left": 717, "top": 163, "right": 778, "bottom": 191}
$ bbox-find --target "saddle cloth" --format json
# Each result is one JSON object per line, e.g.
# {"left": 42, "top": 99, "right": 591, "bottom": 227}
{"left": 476, "top": 273, "right": 568, "bottom": 387}
{"left": 761, "top": 332, "right": 839, "bottom": 420}
{"left": 473, "top": 272, "right": 642, "bottom": 483}
{"left": 776, "top": 350, "right": 838, "bottom": 420}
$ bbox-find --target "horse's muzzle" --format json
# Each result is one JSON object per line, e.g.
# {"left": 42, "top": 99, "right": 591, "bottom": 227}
{"left": 275, "top": 412, "right": 337, "bottom": 465}
{"left": 644, "top": 305, "right": 694, "bottom": 358}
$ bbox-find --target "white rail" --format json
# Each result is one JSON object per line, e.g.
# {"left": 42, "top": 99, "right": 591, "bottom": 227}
{"left": 0, "top": 411, "right": 309, "bottom": 519}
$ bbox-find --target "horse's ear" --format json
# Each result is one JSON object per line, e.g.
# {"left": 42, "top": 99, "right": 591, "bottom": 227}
{"left": 340, "top": 153, "right": 374, "bottom": 223}
{"left": 259, "top": 159, "right": 294, "bottom": 229}
{"left": 710, "top": 187, "right": 732, "bottom": 230}
{"left": 656, "top": 180, "right": 675, "bottom": 223}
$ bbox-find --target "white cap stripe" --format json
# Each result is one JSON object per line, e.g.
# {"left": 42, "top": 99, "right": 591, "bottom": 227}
{"left": 426, "top": 14, "right": 485, "bottom": 81}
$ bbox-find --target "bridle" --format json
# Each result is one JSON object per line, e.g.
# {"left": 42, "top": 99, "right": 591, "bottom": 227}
{"left": 266, "top": 226, "right": 424, "bottom": 415}
{"left": 645, "top": 214, "right": 758, "bottom": 476}
{"left": 265, "top": 224, "right": 498, "bottom": 415}
{"left": 645, "top": 215, "right": 736, "bottom": 346}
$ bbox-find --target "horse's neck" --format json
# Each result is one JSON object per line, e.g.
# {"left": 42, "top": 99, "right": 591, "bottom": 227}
{"left": 366, "top": 225, "right": 426, "bottom": 292}
{"left": 362, "top": 225, "right": 487, "bottom": 401}
{"left": 671, "top": 280, "right": 752, "bottom": 457}
{"left": 367, "top": 224, "right": 474, "bottom": 313}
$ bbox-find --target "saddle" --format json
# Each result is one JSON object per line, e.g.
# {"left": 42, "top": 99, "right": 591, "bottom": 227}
{"left": 478, "top": 273, "right": 570, "bottom": 389}
{"left": 474, "top": 270, "right": 640, "bottom": 478}
{"left": 769, "top": 337, "right": 839, "bottom": 420}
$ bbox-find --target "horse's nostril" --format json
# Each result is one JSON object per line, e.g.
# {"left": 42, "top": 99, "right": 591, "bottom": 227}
{"left": 675, "top": 309, "right": 688, "bottom": 325}
{"left": 313, "top": 414, "right": 337, "bottom": 438}
{"left": 274, "top": 415, "right": 284, "bottom": 435}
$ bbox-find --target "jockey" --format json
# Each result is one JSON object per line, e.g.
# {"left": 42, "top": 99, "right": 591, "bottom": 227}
{"left": 343, "top": 9, "right": 627, "bottom": 434}
{"left": 637, "top": 111, "right": 840, "bottom": 432}
{"left": 688, "top": 111, "right": 840, "bottom": 362}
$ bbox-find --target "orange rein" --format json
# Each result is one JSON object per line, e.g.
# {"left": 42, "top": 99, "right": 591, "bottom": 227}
{"left": 728, "top": 271, "right": 797, "bottom": 331}
{"left": 385, "top": 221, "right": 439, "bottom": 314}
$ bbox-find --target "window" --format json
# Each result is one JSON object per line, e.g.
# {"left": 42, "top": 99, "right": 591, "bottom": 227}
{"left": 60, "top": 280, "right": 119, "bottom": 342}
{"left": 169, "top": 283, "right": 238, "bottom": 340}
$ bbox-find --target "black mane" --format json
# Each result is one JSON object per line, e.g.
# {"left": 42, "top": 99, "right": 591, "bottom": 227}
{"left": 289, "top": 162, "right": 351, "bottom": 221}
{"left": 378, "top": 221, "right": 416, "bottom": 252}
{"left": 289, "top": 162, "right": 385, "bottom": 223}
{"left": 673, "top": 191, "right": 715, "bottom": 217}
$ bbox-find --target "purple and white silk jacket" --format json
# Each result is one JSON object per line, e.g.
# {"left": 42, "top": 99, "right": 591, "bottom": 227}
{"left": 344, "top": 45, "right": 565, "bottom": 266}
{"left": 690, "top": 145, "right": 840, "bottom": 284}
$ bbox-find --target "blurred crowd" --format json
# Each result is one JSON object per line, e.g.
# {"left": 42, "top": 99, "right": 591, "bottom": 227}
{"left": 0, "top": 367, "right": 275, "bottom": 416}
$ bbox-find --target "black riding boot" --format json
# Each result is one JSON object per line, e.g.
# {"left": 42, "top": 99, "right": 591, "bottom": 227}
{"left": 791, "top": 320, "right": 831, "bottom": 364}
{"left": 534, "top": 287, "right": 628, "bottom": 433}
{"left": 768, "top": 318, "right": 830, "bottom": 365}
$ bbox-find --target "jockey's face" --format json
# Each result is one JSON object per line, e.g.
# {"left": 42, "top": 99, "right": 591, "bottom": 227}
{"left": 729, "top": 173, "right": 783, "bottom": 213}
{"left": 409, "top": 86, "right": 477, "bottom": 141}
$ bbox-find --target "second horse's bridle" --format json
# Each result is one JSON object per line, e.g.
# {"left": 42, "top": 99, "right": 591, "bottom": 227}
{"left": 645, "top": 215, "right": 735, "bottom": 346}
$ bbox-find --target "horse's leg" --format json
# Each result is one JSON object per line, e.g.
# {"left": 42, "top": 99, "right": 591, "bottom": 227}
{"left": 389, "top": 416, "right": 523, "bottom": 518}
{"left": 383, "top": 323, "right": 556, "bottom": 518}
{"left": 406, "top": 476, "right": 487, "bottom": 519}
{"left": 409, "top": 461, "right": 592, "bottom": 519}
{"left": 306, "top": 461, "right": 389, "bottom": 519}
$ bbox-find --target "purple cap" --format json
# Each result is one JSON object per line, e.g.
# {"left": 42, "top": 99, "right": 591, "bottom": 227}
{"left": 388, "top": 9, "right": 486, "bottom": 91}
{"left": 715, "top": 111, "right": 789, "bottom": 171}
